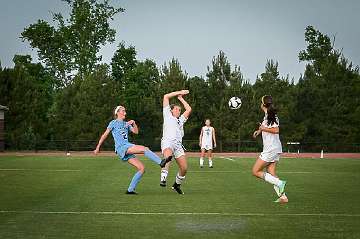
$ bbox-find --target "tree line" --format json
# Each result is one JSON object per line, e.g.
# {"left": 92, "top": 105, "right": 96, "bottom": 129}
{"left": 1, "top": 0, "right": 359, "bottom": 152}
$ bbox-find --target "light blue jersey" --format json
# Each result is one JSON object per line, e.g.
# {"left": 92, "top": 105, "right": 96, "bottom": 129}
{"left": 105, "top": 118, "right": 163, "bottom": 193}
{"left": 107, "top": 119, "right": 134, "bottom": 161}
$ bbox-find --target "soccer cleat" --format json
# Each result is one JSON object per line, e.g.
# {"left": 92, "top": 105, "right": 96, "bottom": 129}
{"left": 160, "top": 180, "right": 166, "bottom": 187}
{"left": 160, "top": 156, "right": 173, "bottom": 168}
{"left": 278, "top": 180, "right": 287, "bottom": 195}
{"left": 172, "top": 183, "right": 184, "bottom": 195}
{"left": 209, "top": 166, "right": 213, "bottom": 168}
{"left": 125, "top": 191, "right": 138, "bottom": 195}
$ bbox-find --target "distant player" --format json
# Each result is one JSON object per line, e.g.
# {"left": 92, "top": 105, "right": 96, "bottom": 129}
{"left": 199, "top": 119, "right": 216, "bottom": 168}
{"left": 252, "top": 95, "right": 288, "bottom": 203}
{"left": 160, "top": 90, "right": 192, "bottom": 194}
{"left": 94, "top": 105, "right": 171, "bottom": 195}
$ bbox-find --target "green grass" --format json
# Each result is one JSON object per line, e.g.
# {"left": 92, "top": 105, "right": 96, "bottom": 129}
{"left": 0, "top": 155, "right": 360, "bottom": 239}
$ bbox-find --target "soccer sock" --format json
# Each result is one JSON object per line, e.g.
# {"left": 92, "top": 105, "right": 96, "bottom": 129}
{"left": 160, "top": 169, "right": 168, "bottom": 182}
{"left": 273, "top": 185, "right": 281, "bottom": 197}
{"left": 128, "top": 171, "right": 143, "bottom": 192}
{"left": 209, "top": 158, "right": 213, "bottom": 167}
{"left": 200, "top": 157, "right": 204, "bottom": 167}
{"left": 175, "top": 173, "right": 185, "bottom": 185}
{"left": 144, "top": 149, "right": 161, "bottom": 165}
{"left": 263, "top": 172, "right": 282, "bottom": 187}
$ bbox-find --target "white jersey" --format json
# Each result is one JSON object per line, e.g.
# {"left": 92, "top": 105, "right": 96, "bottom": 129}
{"left": 201, "top": 126, "right": 214, "bottom": 149}
{"left": 261, "top": 114, "right": 282, "bottom": 154}
{"left": 162, "top": 105, "right": 187, "bottom": 143}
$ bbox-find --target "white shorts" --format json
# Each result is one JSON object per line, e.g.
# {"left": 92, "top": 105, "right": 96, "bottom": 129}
{"left": 260, "top": 151, "right": 281, "bottom": 163}
{"left": 201, "top": 143, "right": 213, "bottom": 151}
{"left": 161, "top": 140, "right": 185, "bottom": 159}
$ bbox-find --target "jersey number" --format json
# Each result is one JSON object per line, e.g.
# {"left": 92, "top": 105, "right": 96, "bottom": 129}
{"left": 121, "top": 131, "right": 128, "bottom": 140}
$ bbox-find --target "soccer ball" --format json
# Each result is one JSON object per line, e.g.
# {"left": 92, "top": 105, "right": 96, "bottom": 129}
{"left": 228, "top": 96, "right": 242, "bottom": 109}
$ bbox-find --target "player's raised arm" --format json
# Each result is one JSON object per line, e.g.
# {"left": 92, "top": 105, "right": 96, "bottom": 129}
{"left": 177, "top": 95, "right": 192, "bottom": 119}
{"left": 94, "top": 128, "right": 111, "bottom": 154}
{"left": 163, "top": 90, "right": 189, "bottom": 107}
{"left": 127, "top": 120, "right": 139, "bottom": 134}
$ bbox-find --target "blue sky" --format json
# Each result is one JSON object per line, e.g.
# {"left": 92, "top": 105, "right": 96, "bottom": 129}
{"left": 1, "top": 0, "right": 359, "bottom": 82}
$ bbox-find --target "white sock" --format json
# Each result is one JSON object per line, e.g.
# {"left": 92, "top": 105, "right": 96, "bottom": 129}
{"left": 200, "top": 157, "right": 204, "bottom": 167}
{"left": 273, "top": 185, "right": 281, "bottom": 197}
{"left": 263, "top": 172, "right": 281, "bottom": 187}
{"left": 160, "top": 169, "right": 168, "bottom": 182}
{"left": 209, "top": 159, "right": 213, "bottom": 167}
{"left": 175, "top": 173, "right": 185, "bottom": 185}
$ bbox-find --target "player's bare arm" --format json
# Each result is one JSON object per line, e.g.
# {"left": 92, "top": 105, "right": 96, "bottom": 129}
{"left": 253, "top": 129, "right": 261, "bottom": 138}
{"left": 163, "top": 90, "right": 189, "bottom": 107}
{"left": 177, "top": 95, "right": 192, "bottom": 119}
{"left": 127, "top": 120, "right": 139, "bottom": 134}
{"left": 212, "top": 127, "right": 217, "bottom": 148}
{"left": 259, "top": 125, "right": 279, "bottom": 134}
{"left": 253, "top": 124, "right": 262, "bottom": 138}
{"left": 94, "top": 128, "right": 111, "bottom": 154}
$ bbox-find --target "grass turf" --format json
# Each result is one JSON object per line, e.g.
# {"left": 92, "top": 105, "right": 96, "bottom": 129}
{"left": 0, "top": 155, "right": 359, "bottom": 239}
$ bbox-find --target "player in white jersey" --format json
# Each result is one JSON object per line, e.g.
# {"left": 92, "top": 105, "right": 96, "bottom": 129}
{"left": 160, "top": 90, "right": 192, "bottom": 194}
{"left": 252, "top": 95, "right": 288, "bottom": 203}
{"left": 199, "top": 119, "right": 216, "bottom": 168}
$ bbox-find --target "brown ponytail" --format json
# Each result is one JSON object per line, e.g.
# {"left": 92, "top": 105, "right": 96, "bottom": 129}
{"left": 261, "top": 95, "right": 278, "bottom": 126}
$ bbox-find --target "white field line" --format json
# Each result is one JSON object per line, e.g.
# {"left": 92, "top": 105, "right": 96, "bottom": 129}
{"left": 0, "top": 169, "right": 81, "bottom": 172}
{"left": 220, "top": 156, "right": 234, "bottom": 161}
{"left": 0, "top": 210, "right": 359, "bottom": 217}
{"left": 0, "top": 168, "right": 319, "bottom": 174}
{"left": 189, "top": 171, "right": 313, "bottom": 174}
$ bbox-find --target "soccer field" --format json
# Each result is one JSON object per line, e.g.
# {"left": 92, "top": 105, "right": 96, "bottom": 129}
{"left": 0, "top": 155, "right": 360, "bottom": 239}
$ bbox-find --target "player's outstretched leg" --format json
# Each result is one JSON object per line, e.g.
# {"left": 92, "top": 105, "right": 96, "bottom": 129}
{"left": 126, "top": 158, "right": 145, "bottom": 194}
{"left": 127, "top": 145, "right": 172, "bottom": 167}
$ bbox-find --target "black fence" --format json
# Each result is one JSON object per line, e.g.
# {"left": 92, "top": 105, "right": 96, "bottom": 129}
{"left": 4, "top": 138, "right": 360, "bottom": 153}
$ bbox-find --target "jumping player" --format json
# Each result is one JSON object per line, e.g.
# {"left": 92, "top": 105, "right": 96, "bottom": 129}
{"left": 160, "top": 90, "right": 192, "bottom": 194}
{"left": 199, "top": 119, "right": 216, "bottom": 168}
{"left": 252, "top": 95, "right": 288, "bottom": 203}
{"left": 94, "top": 105, "right": 171, "bottom": 195}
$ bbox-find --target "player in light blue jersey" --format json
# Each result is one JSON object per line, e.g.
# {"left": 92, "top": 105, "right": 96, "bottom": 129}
{"left": 94, "top": 105, "right": 172, "bottom": 195}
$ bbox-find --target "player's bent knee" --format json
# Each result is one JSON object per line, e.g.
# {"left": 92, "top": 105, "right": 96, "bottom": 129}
{"left": 139, "top": 167, "right": 145, "bottom": 174}
{"left": 135, "top": 163, "right": 145, "bottom": 173}
{"left": 252, "top": 169, "right": 259, "bottom": 177}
